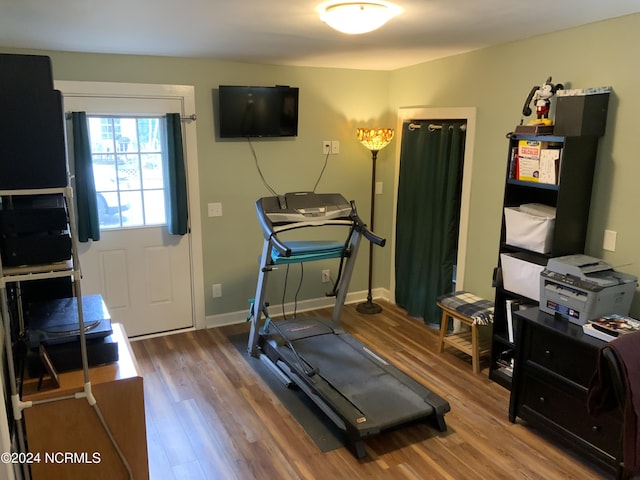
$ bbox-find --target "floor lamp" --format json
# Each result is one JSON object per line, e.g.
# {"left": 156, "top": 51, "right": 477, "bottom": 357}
{"left": 355, "top": 127, "right": 394, "bottom": 314}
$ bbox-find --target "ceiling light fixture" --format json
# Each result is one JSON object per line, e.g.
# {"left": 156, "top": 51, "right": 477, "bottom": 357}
{"left": 317, "top": 1, "right": 403, "bottom": 35}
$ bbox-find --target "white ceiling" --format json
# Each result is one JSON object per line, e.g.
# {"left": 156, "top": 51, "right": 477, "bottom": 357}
{"left": 0, "top": 0, "right": 639, "bottom": 71}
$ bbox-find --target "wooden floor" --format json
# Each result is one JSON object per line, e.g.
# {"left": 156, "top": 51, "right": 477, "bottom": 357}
{"left": 130, "top": 300, "right": 610, "bottom": 480}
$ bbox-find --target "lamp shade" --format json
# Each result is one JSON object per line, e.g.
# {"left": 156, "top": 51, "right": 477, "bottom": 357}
{"left": 356, "top": 128, "right": 394, "bottom": 151}
{"left": 318, "top": 1, "right": 403, "bottom": 35}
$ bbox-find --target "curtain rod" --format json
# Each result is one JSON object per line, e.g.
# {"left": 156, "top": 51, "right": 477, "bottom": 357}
{"left": 408, "top": 122, "right": 467, "bottom": 132}
{"left": 65, "top": 112, "right": 197, "bottom": 121}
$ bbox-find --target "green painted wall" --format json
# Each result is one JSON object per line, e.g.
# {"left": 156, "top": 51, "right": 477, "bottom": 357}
{"left": 2, "top": 12, "right": 639, "bottom": 321}
{"left": 389, "top": 13, "right": 640, "bottom": 317}
{"left": 0, "top": 47, "right": 393, "bottom": 319}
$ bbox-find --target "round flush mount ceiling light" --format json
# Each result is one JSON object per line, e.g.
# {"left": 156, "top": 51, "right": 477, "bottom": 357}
{"left": 317, "top": 1, "right": 403, "bottom": 35}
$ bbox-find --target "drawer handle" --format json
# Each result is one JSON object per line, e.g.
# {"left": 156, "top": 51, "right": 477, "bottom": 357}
{"left": 591, "top": 425, "right": 600, "bottom": 433}
{"left": 544, "top": 350, "right": 552, "bottom": 359}
{"left": 538, "top": 396, "right": 545, "bottom": 405}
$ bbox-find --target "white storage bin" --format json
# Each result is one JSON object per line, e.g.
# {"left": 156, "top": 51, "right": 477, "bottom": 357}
{"left": 500, "top": 253, "right": 546, "bottom": 301}
{"left": 504, "top": 203, "right": 556, "bottom": 253}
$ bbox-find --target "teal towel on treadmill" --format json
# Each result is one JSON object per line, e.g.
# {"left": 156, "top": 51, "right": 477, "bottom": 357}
{"left": 271, "top": 240, "right": 344, "bottom": 264}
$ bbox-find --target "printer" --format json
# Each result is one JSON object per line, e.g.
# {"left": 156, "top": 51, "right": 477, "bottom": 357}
{"left": 539, "top": 254, "right": 638, "bottom": 325}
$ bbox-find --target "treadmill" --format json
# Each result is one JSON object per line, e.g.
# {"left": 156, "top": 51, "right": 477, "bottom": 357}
{"left": 247, "top": 192, "right": 450, "bottom": 458}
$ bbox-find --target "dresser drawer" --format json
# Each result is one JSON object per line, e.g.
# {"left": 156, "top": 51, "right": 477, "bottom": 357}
{"left": 526, "top": 324, "right": 596, "bottom": 387}
{"left": 520, "top": 374, "right": 621, "bottom": 456}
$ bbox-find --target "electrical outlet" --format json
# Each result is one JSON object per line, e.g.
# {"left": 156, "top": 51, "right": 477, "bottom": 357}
{"left": 331, "top": 140, "right": 340, "bottom": 154}
{"left": 321, "top": 269, "right": 331, "bottom": 283}
{"left": 323, "top": 140, "right": 331, "bottom": 154}
{"left": 212, "top": 283, "right": 222, "bottom": 298}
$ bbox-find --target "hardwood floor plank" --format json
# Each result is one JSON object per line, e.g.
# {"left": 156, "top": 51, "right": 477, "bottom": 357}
{"left": 142, "top": 371, "right": 199, "bottom": 466}
{"left": 145, "top": 418, "right": 174, "bottom": 480}
{"left": 130, "top": 300, "right": 611, "bottom": 480}
{"left": 172, "top": 460, "right": 206, "bottom": 480}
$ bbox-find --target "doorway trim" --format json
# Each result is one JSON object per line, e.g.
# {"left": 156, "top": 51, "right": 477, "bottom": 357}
{"left": 54, "top": 80, "right": 206, "bottom": 331}
{"left": 390, "top": 106, "right": 477, "bottom": 302}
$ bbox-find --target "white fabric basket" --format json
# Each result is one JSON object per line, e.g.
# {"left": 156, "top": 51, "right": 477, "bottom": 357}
{"left": 504, "top": 203, "right": 556, "bottom": 253}
{"left": 500, "top": 253, "right": 546, "bottom": 301}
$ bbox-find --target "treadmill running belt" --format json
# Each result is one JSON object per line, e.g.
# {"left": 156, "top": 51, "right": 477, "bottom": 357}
{"left": 293, "top": 334, "right": 434, "bottom": 429}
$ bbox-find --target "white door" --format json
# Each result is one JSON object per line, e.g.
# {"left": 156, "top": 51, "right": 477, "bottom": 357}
{"left": 60, "top": 88, "right": 196, "bottom": 337}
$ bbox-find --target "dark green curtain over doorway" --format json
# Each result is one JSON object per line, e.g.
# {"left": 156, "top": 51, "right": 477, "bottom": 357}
{"left": 395, "top": 120, "right": 466, "bottom": 325}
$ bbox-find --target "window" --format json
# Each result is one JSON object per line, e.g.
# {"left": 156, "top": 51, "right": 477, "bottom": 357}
{"left": 87, "top": 116, "right": 166, "bottom": 229}
{"left": 98, "top": 117, "right": 122, "bottom": 144}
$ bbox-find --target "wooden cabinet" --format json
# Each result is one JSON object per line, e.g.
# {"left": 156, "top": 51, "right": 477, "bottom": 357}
{"left": 489, "top": 134, "right": 600, "bottom": 389}
{"left": 22, "top": 323, "right": 149, "bottom": 480}
{"left": 509, "top": 308, "right": 622, "bottom": 476}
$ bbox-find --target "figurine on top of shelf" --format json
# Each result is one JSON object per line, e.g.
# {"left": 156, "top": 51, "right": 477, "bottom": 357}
{"left": 522, "top": 76, "right": 564, "bottom": 126}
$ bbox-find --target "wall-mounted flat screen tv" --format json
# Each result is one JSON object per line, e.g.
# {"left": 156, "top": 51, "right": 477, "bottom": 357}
{"left": 218, "top": 85, "right": 299, "bottom": 138}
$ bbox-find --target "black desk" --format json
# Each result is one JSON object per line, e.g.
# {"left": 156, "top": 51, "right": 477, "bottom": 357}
{"left": 509, "top": 308, "right": 622, "bottom": 476}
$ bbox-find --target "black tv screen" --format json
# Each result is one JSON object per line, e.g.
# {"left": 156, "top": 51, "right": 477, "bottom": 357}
{"left": 218, "top": 85, "right": 299, "bottom": 138}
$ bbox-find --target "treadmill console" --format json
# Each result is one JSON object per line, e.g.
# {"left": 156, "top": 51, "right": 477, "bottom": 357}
{"left": 258, "top": 192, "right": 353, "bottom": 225}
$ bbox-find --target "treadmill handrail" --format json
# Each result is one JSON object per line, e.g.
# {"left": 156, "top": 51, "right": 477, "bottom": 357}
{"left": 269, "top": 233, "right": 292, "bottom": 258}
{"left": 348, "top": 201, "right": 386, "bottom": 248}
{"left": 267, "top": 216, "right": 384, "bottom": 258}
{"left": 271, "top": 219, "right": 355, "bottom": 234}
{"left": 358, "top": 223, "right": 385, "bottom": 247}
{"left": 262, "top": 207, "right": 385, "bottom": 261}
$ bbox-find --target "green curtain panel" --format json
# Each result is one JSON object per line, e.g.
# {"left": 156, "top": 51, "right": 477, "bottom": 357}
{"left": 395, "top": 121, "right": 465, "bottom": 325}
{"left": 163, "top": 113, "right": 188, "bottom": 235}
{"left": 71, "top": 111, "right": 100, "bottom": 242}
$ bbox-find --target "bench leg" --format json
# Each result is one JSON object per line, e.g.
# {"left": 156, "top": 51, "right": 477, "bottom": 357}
{"left": 438, "top": 309, "right": 448, "bottom": 353}
{"left": 471, "top": 324, "right": 480, "bottom": 374}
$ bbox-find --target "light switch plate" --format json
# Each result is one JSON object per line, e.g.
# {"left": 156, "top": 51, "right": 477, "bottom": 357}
{"left": 603, "top": 229, "right": 617, "bottom": 252}
{"left": 208, "top": 202, "right": 222, "bottom": 217}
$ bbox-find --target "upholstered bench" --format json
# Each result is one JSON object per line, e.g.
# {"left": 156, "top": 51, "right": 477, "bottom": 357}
{"left": 436, "top": 291, "right": 494, "bottom": 374}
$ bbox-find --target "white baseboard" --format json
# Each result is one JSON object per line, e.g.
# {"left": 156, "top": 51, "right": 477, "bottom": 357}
{"left": 206, "top": 288, "right": 391, "bottom": 328}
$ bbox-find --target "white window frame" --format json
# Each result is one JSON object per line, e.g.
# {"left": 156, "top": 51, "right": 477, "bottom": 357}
{"left": 88, "top": 114, "right": 168, "bottom": 229}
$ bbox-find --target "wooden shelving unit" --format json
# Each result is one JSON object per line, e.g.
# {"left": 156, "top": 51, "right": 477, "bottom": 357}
{"left": 489, "top": 134, "right": 601, "bottom": 390}
{"left": 0, "top": 187, "right": 145, "bottom": 479}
